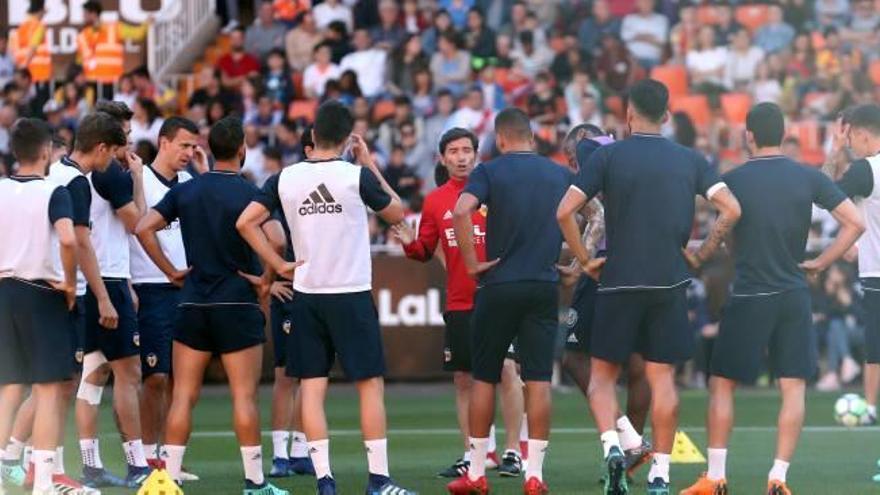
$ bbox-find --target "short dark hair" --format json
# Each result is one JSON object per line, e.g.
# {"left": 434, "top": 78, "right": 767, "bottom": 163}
{"left": 845, "top": 104, "right": 880, "bottom": 136}
{"left": 313, "top": 101, "right": 354, "bottom": 148}
{"left": 159, "top": 116, "right": 199, "bottom": 142}
{"left": 628, "top": 79, "right": 669, "bottom": 123}
{"left": 300, "top": 124, "right": 315, "bottom": 151}
{"left": 494, "top": 107, "right": 532, "bottom": 140}
{"left": 94, "top": 100, "right": 133, "bottom": 122}
{"left": 263, "top": 146, "right": 283, "bottom": 162}
{"left": 74, "top": 112, "right": 127, "bottom": 152}
{"left": 208, "top": 116, "right": 245, "bottom": 161}
{"left": 746, "top": 102, "right": 785, "bottom": 148}
{"left": 434, "top": 161, "right": 449, "bottom": 187}
{"left": 10, "top": 118, "right": 52, "bottom": 163}
{"left": 563, "top": 123, "right": 605, "bottom": 147}
{"left": 439, "top": 127, "right": 478, "bottom": 154}
{"left": 83, "top": 1, "right": 103, "bottom": 14}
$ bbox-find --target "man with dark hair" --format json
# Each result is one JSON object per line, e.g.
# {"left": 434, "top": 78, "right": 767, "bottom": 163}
{"left": 0, "top": 118, "right": 78, "bottom": 495}
{"left": 94, "top": 100, "right": 134, "bottom": 122}
{"left": 237, "top": 101, "right": 414, "bottom": 495}
{"left": 823, "top": 103, "right": 880, "bottom": 431}
{"left": 683, "top": 103, "right": 863, "bottom": 495}
{"left": 447, "top": 108, "right": 571, "bottom": 495}
{"left": 135, "top": 116, "right": 287, "bottom": 495}
{"left": 557, "top": 79, "right": 742, "bottom": 494}
{"left": 394, "top": 127, "right": 526, "bottom": 478}
{"left": 128, "top": 116, "right": 204, "bottom": 476}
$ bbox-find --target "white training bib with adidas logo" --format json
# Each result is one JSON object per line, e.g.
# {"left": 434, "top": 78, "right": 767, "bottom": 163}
{"left": 277, "top": 159, "right": 374, "bottom": 294}
{"left": 0, "top": 178, "right": 64, "bottom": 282}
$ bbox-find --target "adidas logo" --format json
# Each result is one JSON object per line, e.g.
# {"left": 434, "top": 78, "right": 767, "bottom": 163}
{"left": 443, "top": 210, "right": 453, "bottom": 220}
{"left": 299, "top": 184, "right": 343, "bottom": 215}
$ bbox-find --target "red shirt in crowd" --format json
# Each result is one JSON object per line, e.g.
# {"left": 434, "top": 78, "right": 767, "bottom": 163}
{"left": 402, "top": 177, "right": 487, "bottom": 312}
{"left": 217, "top": 52, "right": 262, "bottom": 79}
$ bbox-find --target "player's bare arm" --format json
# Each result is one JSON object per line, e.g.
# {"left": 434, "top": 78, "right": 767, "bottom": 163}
{"left": 453, "top": 192, "right": 498, "bottom": 277}
{"left": 237, "top": 202, "right": 303, "bottom": 280}
{"left": 50, "top": 217, "right": 78, "bottom": 310}
{"left": 75, "top": 224, "right": 118, "bottom": 329}
{"left": 800, "top": 199, "right": 865, "bottom": 274}
{"left": 687, "top": 186, "right": 742, "bottom": 270}
{"left": 557, "top": 187, "right": 605, "bottom": 280}
{"left": 822, "top": 118, "right": 851, "bottom": 180}
{"left": 134, "top": 210, "right": 189, "bottom": 287}
{"left": 351, "top": 134, "right": 406, "bottom": 224}
{"left": 126, "top": 150, "right": 147, "bottom": 216}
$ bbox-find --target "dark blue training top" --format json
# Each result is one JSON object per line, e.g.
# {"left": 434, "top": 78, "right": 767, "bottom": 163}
{"left": 60, "top": 156, "right": 92, "bottom": 227}
{"left": 153, "top": 170, "right": 263, "bottom": 305}
{"left": 723, "top": 156, "right": 846, "bottom": 296}
{"left": 575, "top": 133, "right": 722, "bottom": 292}
{"left": 464, "top": 151, "right": 572, "bottom": 286}
{"left": 91, "top": 160, "right": 134, "bottom": 209}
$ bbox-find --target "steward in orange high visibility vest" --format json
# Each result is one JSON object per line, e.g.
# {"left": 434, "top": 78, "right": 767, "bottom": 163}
{"left": 77, "top": 1, "right": 150, "bottom": 84}
{"left": 9, "top": 1, "right": 51, "bottom": 83}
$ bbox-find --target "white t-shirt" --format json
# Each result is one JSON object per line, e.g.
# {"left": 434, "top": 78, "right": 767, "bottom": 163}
{"left": 725, "top": 46, "right": 764, "bottom": 89}
{"left": 340, "top": 49, "right": 388, "bottom": 98}
{"left": 313, "top": 3, "right": 353, "bottom": 31}
{"left": 686, "top": 47, "right": 729, "bottom": 86}
{"left": 130, "top": 118, "right": 164, "bottom": 146}
{"left": 303, "top": 63, "right": 342, "bottom": 98}
{"left": 621, "top": 13, "right": 669, "bottom": 62}
{"left": 753, "top": 79, "right": 782, "bottom": 104}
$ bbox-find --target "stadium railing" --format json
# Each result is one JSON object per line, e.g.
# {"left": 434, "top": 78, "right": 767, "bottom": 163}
{"left": 147, "top": 0, "right": 219, "bottom": 82}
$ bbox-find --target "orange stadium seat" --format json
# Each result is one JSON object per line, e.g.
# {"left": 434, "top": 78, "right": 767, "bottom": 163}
{"left": 604, "top": 95, "right": 625, "bottom": 118}
{"left": 372, "top": 100, "right": 396, "bottom": 123}
{"left": 650, "top": 65, "right": 689, "bottom": 98}
{"left": 788, "top": 119, "right": 825, "bottom": 165}
{"left": 288, "top": 100, "right": 318, "bottom": 122}
{"left": 720, "top": 93, "right": 752, "bottom": 126}
{"left": 670, "top": 94, "right": 711, "bottom": 127}
{"left": 870, "top": 60, "right": 880, "bottom": 85}
{"left": 696, "top": 5, "right": 720, "bottom": 25}
{"left": 735, "top": 5, "right": 770, "bottom": 32}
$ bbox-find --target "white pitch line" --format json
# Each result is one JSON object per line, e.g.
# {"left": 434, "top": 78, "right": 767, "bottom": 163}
{"left": 181, "top": 425, "right": 880, "bottom": 438}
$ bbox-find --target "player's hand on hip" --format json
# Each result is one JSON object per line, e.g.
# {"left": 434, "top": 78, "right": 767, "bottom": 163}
{"left": 277, "top": 260, "right": 305, "bottom": 281}
{"left": 97, "top": 297, "right": 119, "bottom": 330}
{"left": 582, "top": 257, "right": 606, "bottom": 281}
{"left": 168, "top": 268, "right": 190, "bottom": 288}
{"left": 682, "top": 247, "right": 702, "bottom": 272}
{"left": 270, "top": 281, "right": 294, "bottom": 302}
{"left": 391, "top": 222, "right": 415, "bottom": 245}
{"left": 49, "top": 280, "right": 77, "bottom": 311}
{"left": 799, "top": 258, "right": 826, "bottom": 276}
{"left": 238, "top": 270, "right": 270, "bottom": 299}
{"left": 467, "top": 258, "right": 500, "bottom": 278}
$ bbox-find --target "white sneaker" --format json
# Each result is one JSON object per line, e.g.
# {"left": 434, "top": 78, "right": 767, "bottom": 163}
{"left": 841, "top": 356, "right": 862, "bottom": 384}
{"left": 816, "top": 372, "right": 841, "bottom": 391}
{"left": 179, "top": 468, "right": 199, "bottom": 482}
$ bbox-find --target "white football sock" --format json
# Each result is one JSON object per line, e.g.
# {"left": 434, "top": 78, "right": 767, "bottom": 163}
{"left": 144, "top": 443, "right": 158, "bottom": 461}
{"left": 769, "top": 459, "right": 789, "bottom": 482}
{"left": 648, "top": 453, "right": 671, "bottom": 483}
{"left": 467, "top": 437, "right": 489, "bottom": 481}
{"left": 4, "top": 437, "right": 24, "bottom": 461}
{"left": 272, "top": 431, "right": 290, "bottom": 460}
{"left": 868, "top": 404, "right": 877, "bottom": 417}
{"left": 32, "top": 450, "right": 55, "bottom": 491}
{"left": 364, "top": 439, "right": 389, "bottom": 477}
{"left": 487, "top": 425, "right": 496, "bottom": 454}
{"left": 616, "top": 416, "right": 642, "bottom": 451}
{"left": 22, "top": 445, "right": 32, "bottom": 467}
{"left": 290, "top": 431, "right": 308, "bottom": 458}
{"left": 525, "top": 439, "right": 548, "bottom": 481}
{"left": 600, "top": 430, "right": 621, "bottom": 458}
{"left": 53, "top": 446, "right": 65, "bottom": 475}
{"left": 520, "top": 415, "right": 528, "bottom": 442}
{"left": 122, "top": 439, "right": 148, "bottom": 467}
{"left": 707, "top": 448, "right": 727, "bottom": 481}
{"left": 308, "top": 439, "right": 332, "bottom": 479}
{"left": 79, "top": 438, "right": 103, "bottom": 469}
{"left": 240, "top": 445, "right": 264, "bottom": 485}
{"left": 163, "top": 445, "right": 186, "bottom": 483}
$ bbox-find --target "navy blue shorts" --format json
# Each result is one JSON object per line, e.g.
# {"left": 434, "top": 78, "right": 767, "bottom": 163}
{"left": 0, "top": 278, "right": 74, "bottom": 384}
{"left": 564, "top": 276, "right": 598, "bottom": 354}
{"left": 591, "top": 286, "right": 692, "bottom": 365}
{"left": 443, "top": 311, "right": 473, "bottom": 372}
{"left": 270, "top": 298, "right": 293, "bottom": 368}
{"left": 471, "top": 282, "right": 558, "bottom": 383}
{"left": 134, "top": 284, "right": 179, "bottom": 376}
{"left": 711, "top": 289, "right": 815, "bottom": 383}
{"left": 862, "top": 288, "right": 880, "bottom": 364}
{"left": 71, "top": 296, "right": 85, "bottom": 372}
{"left": 174, "top": 304, "right": 266, "bottom": 354}
{"left": 84, "top": 279, "right": 140, "bottom": 362}
{"left": 285, "top": 291, "right": 385, "bottom": 381}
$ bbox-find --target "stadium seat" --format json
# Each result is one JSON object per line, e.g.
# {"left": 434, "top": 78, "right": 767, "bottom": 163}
{"left": 720, "top": 93, "right": 752, "bottom": 126}
{"left": 650, "top": 65, "right": 689, "bottom": 98}
{"left": 372, "top": 100, "right": 396, "bottom": 123}
{"left": 670, "top": 94, "right": 711, "bottom": 127}
{"left": 291, "top": 71, "right": 304, "bottom": 100}
{"left": 788, "top": 119, "right": 825, "bottom": 165}
{"left": 288, "top": 100, "right": 318, "bottom": 123}
{"left": 696, "top": 5, "right": 720, "bottom": 25}
{"left": 870, "top": 60, "right": 880, "bottom": 86}
{"left": 735, "top": 5, "right": 770, "bottom": 32}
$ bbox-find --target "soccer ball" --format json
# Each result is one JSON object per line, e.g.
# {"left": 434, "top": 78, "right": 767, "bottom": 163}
{"left": 834, "top": 393, "right": 869, "bottom": 427}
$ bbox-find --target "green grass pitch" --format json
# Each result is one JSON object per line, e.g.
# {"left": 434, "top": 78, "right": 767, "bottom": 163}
{"left": 10, "top": 385, "right": 878, "bottom": 494}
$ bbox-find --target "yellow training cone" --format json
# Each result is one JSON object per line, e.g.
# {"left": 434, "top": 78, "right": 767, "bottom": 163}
{"left": 137, "top": 469, "right": 183, "bottom": 495}
{"left": 670, "top": 430, "right": 706, "bottom": 464}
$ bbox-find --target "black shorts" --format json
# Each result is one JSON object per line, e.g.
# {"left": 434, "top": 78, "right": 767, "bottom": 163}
{"left": 0, "top": 278, "right": 74, "bottom": 384}
{"left": 471, "top": 282, "right": 558, "bottom": 383}
{"left": 84, "top": 279, "right": 140, "bottom": 362}
{"left": 863, "top": 289, "right": 880, "bottom": 364}
{"left": 591, "top": 286, "right": 692, "bottom": 365}
{"left": 443, "top": 311, "right": 473, "bottom": 372}
{"left": 285, "top": 291, "right": 385, "bottom": 381}
{"left": 564, "top": 276, "right": 598, "bottom": 354}
{"left": 134, "top": 284, "right": 179, "bottom": 376}
{"left": 270, "top": 298, "right": 293, "bottom": 368}
{"left": 175, "top": 304, "right": 266, "bottom": 354}
{"left": 711, "top": 289, "right": 815, "bottom": 383}
{"left": 71, "top": 296, "right": 85, "bottom": 372}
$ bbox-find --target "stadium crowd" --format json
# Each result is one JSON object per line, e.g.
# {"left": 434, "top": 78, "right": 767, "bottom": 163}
{"left": 1, "top": 0, "right": 880, "bottom": 392}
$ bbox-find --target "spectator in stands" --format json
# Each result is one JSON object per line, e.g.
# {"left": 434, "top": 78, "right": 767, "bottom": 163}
{"left": 578, "top": 0, "right": 621, "bottom": 59}
{"left": 242, "top": 123, "right": 268, "bottom": 185}
{"left": 378, "top": 95, "right": 423, "bottom": 154}
{"left": 324, "top": 21, "right": 352, "bottom": 63}
{"left": 842, "top": 0, "right": 880, "bottom": 60}
{"left": 594, "top": 33, "right": 637, "bottom": 95}
{"left": 687, "top": 25, "right": 728, "bottom": 105}
{"left": 475, "top": 65, "right": 506, "bottom": 112}
{"left": 263, "top": 48, "right": 294, "bottom": 106}
{"left": 0, "top": 31, "right": 14, "bottom": 89}
{"left": 285, "top": 11, "right": 322, "bottom": 72}
{"left": 787, "top": 32, "right": 816, "bottom": 80}
{"left": 382, "top": 145, "right": 421, "bottom": 201}
{"left": 713, "top": 3, "right": 741, "bottom": 46}
{"left": 502, "top": 1, "right": 546, "bottom": 49}
{"left": 816, "top": 27, "right": 844, "bottom": 78}
{"left": 303, "top": 43, "right": 342, "bottom": 99}
{"left": 782, "top": 136, "right": 801, "bottom": 160}
{"left": 725, "top": 28, "right": 764, "bottom": 92}
{"left": 411, "top": 68, "right": 435, "bottom": 117}
{"left": 313, "top": 0, "right": 353, "bottom": 32}
{"left": 261, "top": 145, "right": 284, "bottom": 177}
{"left": 780, "top": 0, "right": 811, "bottom": 31}
{"left": 218, "top": 27, "right": 261, "bottom": 89}
{"left": 188, "top": 67, "right": 241, "bottom": 116}
{"left": 424, "top": 89, "right": 455, "bottom": 151}
{"left": 421, "top": 9, "right": 454, "bottom": 56}
{"left": 669, "top": 5, "right": 699, "bottom": 63}
{"left": 248, "top": 94, "right": 282, "bottom": 143}
{"left": 572, "top": 94, "right": 603, "bottom": 128}
{"left": 59, "top": 80, "right": 89, "bottom": 126}
{"left": 754, "top": 5, "right": 796, "bottom": 55}
{"left": 130, "top": 97, "right": 164, "bottom": 146}
{"left": 371, "top": 0, "right": 406, "bottom": 50}
{"left": 510, "top": 30, "right": 553, "bottom": 79}
{"left": 387, "top": 34, "right": 430, "bottom": 96}
{"left": 0, "top": 104, "right": 16, "bottom": 159}
{"left": 550, "top": 37, "right": 587, "bottom": 86}
{"left": 621, "top": 0, "right": 669, "bottom": 69}
{"left": 273, "top": 0, "right": 310, "bottom": 29}
{"left": 114, "top": 73, "right": 137, "bottom": 111}
{"left": 401, "top": 0, "right": 429, "bottom": 34}
{"left": 430, "top": 31, "right": 471, "bottom": 95}
{"left": 477, "top": 0, "right": 514, "bottom": 32}
{"left": 446, "top": 86, "right": 493, "bottom": 148}
{"left": 815, "top": 0, "right": 850, "bottom": 29}
{"left": 526, "top": 71, "right": 559, "bottom": 126}
{"left": 274, "top": 120, "right": 303, "bottom": 163}
{"left": 815, "top": 265, "right": 864, "bottom": 391}
{"left": 493, "top": 33, "right": 514, "bottom": 68}
{"left": 464, "top": 7, "right": 497, "bottom": 64}
{"left": 440, "top": 0, "right": 474, "bottom": 30}
{"left": 752, "top": 61, "right": 782, "bottom": 104}
{"left": 338, "top": 70, "right": 364, "bottom": 105}
{"left": 245, "top": 0, "right": 286, "bottom": 59}
{"left": 340, "top": 29, "right": 388, "bottom": 99}
{"left": 398, "top": 120, "right": 433, "bottom": 186}
{"left": 564, "top": 65, "right": 601, "bottom": 123}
